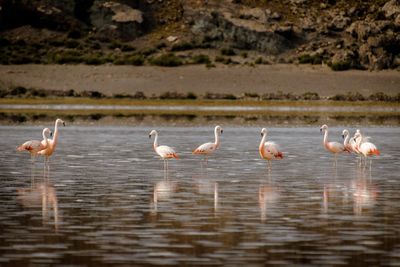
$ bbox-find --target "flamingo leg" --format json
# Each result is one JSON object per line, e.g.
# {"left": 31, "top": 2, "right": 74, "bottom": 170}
{"left": 268, "top": 161, "right": 272, "bottom": 171}
{"left": 334, "top": 154, "right": 337, "bottom": 167}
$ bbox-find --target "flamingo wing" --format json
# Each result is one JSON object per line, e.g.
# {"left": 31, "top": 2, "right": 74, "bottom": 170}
{"left": 360, "top": 142, "right": 380, "bottom": 156}
{"left": 326, "top": 141, "right": 346, "bottom": 153}
{"left": 156, "top": 145, "right": 179, "bottom": 159}
{"left": 17, "top": 140, "right": 44, "bottom": 153}
{"left": 193, "top": 142, "right": 216, "bottom": 154}
{"left": 264, "top": 141, "right": 283, "bottom": 159}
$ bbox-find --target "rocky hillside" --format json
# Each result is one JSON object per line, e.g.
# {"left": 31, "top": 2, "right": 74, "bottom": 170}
{"left": 0, "top": 0, "right": 399, "bottom": 70}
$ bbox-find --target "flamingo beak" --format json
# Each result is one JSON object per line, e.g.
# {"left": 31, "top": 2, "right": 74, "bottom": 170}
{"left": 221, "top": 129, "right": 223, "bottom": 134}
{"left": 149, "top": 134, "right": 151, "bottom": 139}
{"left": 342, "top": 134, "right": 344, "bottom": 139}
{"left": 320, "top": 128, "right": 322, "bottom": 133}
{"left": 260, "top": 133, "right": 263, "bottom": 137}
{"left": 50, "top": 131, "right": 53, "bottom": 137}
{"left": 63, "top": 122, "right": 66, "bottom": 126}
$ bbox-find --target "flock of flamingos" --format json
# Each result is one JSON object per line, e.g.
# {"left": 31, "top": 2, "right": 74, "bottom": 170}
{"left": 17, "top": 118, "right": 380, "bottom": 170}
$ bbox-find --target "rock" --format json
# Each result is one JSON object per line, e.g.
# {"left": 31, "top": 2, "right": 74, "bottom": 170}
{"left": 271, "top": 12, "right": 281, "bottom": 20}
{"left": 90, "top": 1, "right": 144, "bottom": 41}
{"left": 382, "top": 0, "right": 400, "bottom": 18}
{"left": 167, "top": 35, "right": 178, "bottom": 42}
{"left": 329, "top": 15, "right": 351, "bottom": 31}
{"left": 191, "top": 10, "right": 292, "bottom": 54}
{"left": 239, "top": 8, "right": 267, "bottom": 23}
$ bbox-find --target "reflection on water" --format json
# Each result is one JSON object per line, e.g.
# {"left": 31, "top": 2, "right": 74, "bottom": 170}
{"left": 0, "top": 126, "right": 399, "bottom": 266}
{"left": 16, "top": 166, "right": 59, "bottom": 231}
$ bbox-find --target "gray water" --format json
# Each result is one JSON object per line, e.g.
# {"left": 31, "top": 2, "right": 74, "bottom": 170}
{"left": 1, "top": 126, "right": 399, "bottom": 266}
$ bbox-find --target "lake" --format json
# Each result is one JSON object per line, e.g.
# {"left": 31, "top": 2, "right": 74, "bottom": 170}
{"left": 0, "top": 125, "right": 399, "bottom": 266}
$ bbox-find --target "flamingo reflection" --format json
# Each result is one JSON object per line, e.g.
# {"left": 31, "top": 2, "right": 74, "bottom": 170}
{"left": 153, "top": 179, "right": 178, "bottom": 213}
{"left": 258, "top": 177, "right": 279, "bottom": 222}
{"left": 321, "top": 170, "right": 377, "bottom": 216}
{"left": 351, "top": 171, "right": 378, "bottom": 216}
{"left": 16, "top": 166, "right": 59, "bottom": 231}
{"left": 195, "top": 175, "right": 219, "bottom": 214}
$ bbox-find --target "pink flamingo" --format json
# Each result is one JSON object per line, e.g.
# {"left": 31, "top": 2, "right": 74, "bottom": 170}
{"left": 16, "top": 128, "right": 52, "bottom": 164}
{"left": 320, "top": 124, "right": 348, "bottom": 165}
{"left": 193, "top": 125, "right": 223, "bottom": 164}
{"left": 149, "top": 130, "right": 179, "bottom": 171}
{"left": 259, "top": 128, "right": 283, "bottom": 170}
{"left": 38, "top": 118, "right": 66, "bottom": 164}
{"left": 354, "top": 131, "right": 380, "bottom": 169}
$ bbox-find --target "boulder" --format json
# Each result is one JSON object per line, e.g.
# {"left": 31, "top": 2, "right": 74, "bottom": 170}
{"left": 191, "top": 10, "right": 293, "bottom": 54}
{"left": 90, "top": 1, "right": 144, "bottom": 41}
{"left": 382, "top": 0, "right": 400, "bottom": 18}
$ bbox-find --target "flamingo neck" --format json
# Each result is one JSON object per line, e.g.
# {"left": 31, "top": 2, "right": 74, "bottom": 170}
{"left": 42, "top": 129, "right": 49, "bottom": 147}
{"left": 355, "top": 134, "right": 362, "bottom": 149}
{"left": 52, "top": 120, "right": 60, "bottom": 147}
{"left": 259, "top": 133, "right": 267, "bottom": 157}
{"left": 323, "top": 129, "right": 329, "bottom": 148}
{"left": 343, "top": 133, "right": 349, "bottom": 146}
{"left": 214, "top": 129, "right": 220, "bottom": 148}
{"left": 153, "top": 133, "right": 159, "bottom": 151}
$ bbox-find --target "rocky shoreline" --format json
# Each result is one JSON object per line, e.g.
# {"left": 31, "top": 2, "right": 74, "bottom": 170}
{"left": 1, "top": 0, "right": 399, "bottom": 71}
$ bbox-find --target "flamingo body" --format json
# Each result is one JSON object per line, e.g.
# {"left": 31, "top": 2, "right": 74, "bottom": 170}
{"left": 325, "top": 141, "right": 347, "bottom": 154}
{"left": 193, "top": 126, "right": 223, "bottom": 163}
{"left": 17, "top": 128, "right": 52, "bottom": 162}
{"left": 260, "top": 141, "right": 283, "bottom": 160}
{"left": 259, "top": 128, "right": 283, "bottom": 170}
{"left": 193, "top": 142, "right": 217, "bottom": 154}
{"left": 149, "top": 130, "right": 179, "bottom": 172}
{"left": 359, "top": 142, "right": 380, "bottom": 156}
{"left": 155, "top": 145, "right": 179, "bottom": 159}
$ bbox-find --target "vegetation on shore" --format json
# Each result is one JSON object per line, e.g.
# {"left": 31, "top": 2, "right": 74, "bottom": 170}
{"left": 1, "top": 86, "right": 399, "bottom": 103}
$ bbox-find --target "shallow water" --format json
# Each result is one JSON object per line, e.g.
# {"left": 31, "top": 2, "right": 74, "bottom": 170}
{"left": 1, "top": 126, "right": 400, "bottom": 266}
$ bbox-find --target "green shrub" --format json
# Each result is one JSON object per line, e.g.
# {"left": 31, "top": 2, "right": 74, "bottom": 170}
{"left": 221, "top": 48, "right": 236, "bottom": 56}
{"left": 149, "top": 53, "right": 183, "bottom": 67}
{"left": 83, "top": 53, "right": 107, "bottom": 65}
{"left": 301, "top": 92, "right": 320, "bottom": 100}
{"left": 186, "top": 92, "right": 197, "bottom": 99}
{"left": 206, "top": 62, "right": 216, "bottom": 68}
{"left": 255, "top": 57, "right": 264, "bottom": 64}
{"left": 298, "top": 54, "right": 323, "bottom": 64}
{"left": 368, "top": 92, "right": 392, "bottom": 102}
{"left": 123, "top": 54, "right": 145, "bottom": 66}
{"left": 215, "top": 56, "right": 233, "bottom": 64}
{"left": 329, "top": 60, "right": 351, "bottom": 71}
{"left": 191, "top": 54, "right": 211, "bottom": 64}
{"left": 171, "top": 42, "right": 194, "bottom": 51}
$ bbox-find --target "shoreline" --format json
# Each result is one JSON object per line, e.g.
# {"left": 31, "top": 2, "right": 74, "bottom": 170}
{"left": 1, "top": 64, "right": 399, "bottom": 97}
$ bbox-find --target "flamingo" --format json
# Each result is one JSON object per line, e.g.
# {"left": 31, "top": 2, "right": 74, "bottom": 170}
{"left": 16, "top": 128, "right": 52, "bottom": 164}
{"left": 320, "top": 124, "right": 348, "bottom": 165}
{"left": 38, "top": 118, "right": 66, "bottom": 164}
{"left": 193, "top": 125, "right": 223, "bottom": 164}
{"left": 149, "top": 130, "right": 179, "bottom": 171}
{"left": 259, "top": 128, "right": 283, "bottom": 170}
{"left": 354, "top": 131, "right": 380, "bottom": 169}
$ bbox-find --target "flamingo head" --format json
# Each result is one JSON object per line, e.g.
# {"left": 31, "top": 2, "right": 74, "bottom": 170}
{"left": 215, "top": 125, "right": 223, "bottom": 135}
{"left": 320, "top": 124, "right": 328, "bottom": 133}
{"left": 261, "top": 128, "right": 268, "bottom": 136}
{"left": 149, "top": 130, "right": 157, "bottom": 139}
{"left": 342, "top": 129, "right": 349, "bottom": 139}
{"left": 56, "top": 118, "right": 66, "bottom": 126}
{"left": 43, "top": 128, "right": 53, "bottom": 137}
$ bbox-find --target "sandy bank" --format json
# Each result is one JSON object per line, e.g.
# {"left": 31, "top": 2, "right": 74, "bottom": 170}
{"left": 0, "top": 64, "right": 399, "bottom": 97}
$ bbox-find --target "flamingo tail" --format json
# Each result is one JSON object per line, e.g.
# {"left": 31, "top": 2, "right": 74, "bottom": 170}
{"left": 370, "top": 149, "right": 380, "bottom": 156}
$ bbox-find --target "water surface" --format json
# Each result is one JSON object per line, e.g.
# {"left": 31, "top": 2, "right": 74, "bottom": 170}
{"left": 0, "top": 126, "right": 399, "bottom": 266}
